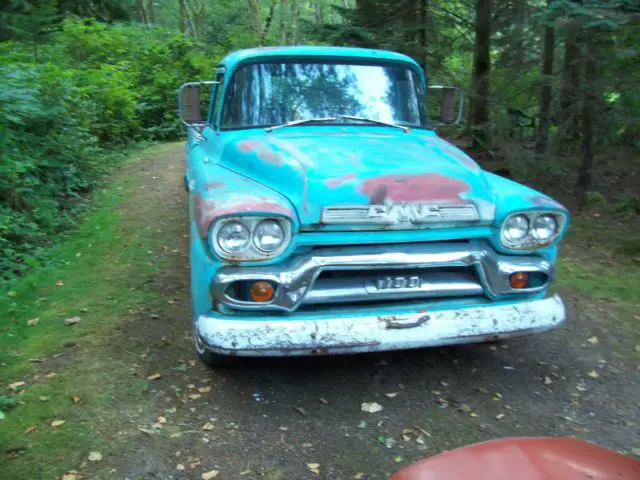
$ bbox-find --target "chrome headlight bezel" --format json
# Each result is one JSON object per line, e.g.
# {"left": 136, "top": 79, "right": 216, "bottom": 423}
{"left": 211, "top": 216, "right": 292, "bottom": 261}
{"left": 500, "top": 211, "right": 567, "bottom": 250}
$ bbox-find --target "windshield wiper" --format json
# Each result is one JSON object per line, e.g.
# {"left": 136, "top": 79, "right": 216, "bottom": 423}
{"left": 265, "top": 117, "right": 337, "bottom": 132}
{"left": 338, "top": 114, "right": 411, "bottom": 133}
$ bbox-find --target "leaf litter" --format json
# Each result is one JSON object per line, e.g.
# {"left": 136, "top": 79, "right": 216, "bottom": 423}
{"left": 64, "top": 316, "right": 81, "bottom": 325}
{"left": 361, "top": 402, "right": 383, "bottom": 413}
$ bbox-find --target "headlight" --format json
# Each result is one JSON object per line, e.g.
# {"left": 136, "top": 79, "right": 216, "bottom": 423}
{"left": 217, "top": 221, "right": 251, "bottom": 253}
{"left": 253, "top": 220, "right": 285, "bottom": 252}
{"left": 531, "top": 214, "right": 558, "bottom": 241}
{"left": 503, "top": 214, "right": 529, "bottom": 243}
{"left": 500, "top": 211, "right": 565, "bottom": 249}
{"left": 211, "top": 217, "right": 292, "bottom": 261}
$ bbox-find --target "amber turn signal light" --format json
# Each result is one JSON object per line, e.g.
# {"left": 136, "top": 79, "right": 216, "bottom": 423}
{"left": 510, "top": 272, "right": 529, "bottom": 289}
{"left": 250, "top": 281, "right": 274, "bottom": 302}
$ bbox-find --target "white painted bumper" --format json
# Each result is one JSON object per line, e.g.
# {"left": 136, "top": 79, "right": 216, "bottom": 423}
{"left": 196, "top": 295, "right": 565, "bottom": 356}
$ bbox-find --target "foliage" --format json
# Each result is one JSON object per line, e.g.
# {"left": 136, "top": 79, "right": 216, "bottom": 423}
{"left": 0, "top": 18, "right": 216, "bottom": 282}
{"left": 0, "top": 145, "right": 171, "bottom": 476}
{"left": 2, "top": 0, "right": 639, "bottom": 281}
{"left": 0, "top": 395, "right": 18, "bottom": 418}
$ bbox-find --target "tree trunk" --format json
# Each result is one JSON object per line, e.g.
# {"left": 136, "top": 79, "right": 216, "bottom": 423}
{"left": 147, "top": 0, "right": 156, "bottom": 23}
{"left": 417, "top": 0, "right": 428, "bottom": 70}
{"left": 315, "top": 1, "right": 325, "bottom": 25}
{"left": 514, "top": 1, "right": 527, "bottom": 72}
{"left": 248, "top": 0, "right": 263, "bottom": 41}
{"left": 559, "top": 29, "right": 581, "bottom": 140}
{"left": 288, "top": 0, "right": 300, "bottom": 45}
{"left": 469, "top": 0, "right": 492, "bottom": 149}
{"left": 179, "top": 0, "right": 196, "bottom": 37}
{"left": 136, "top": 0, "right": 144, "bottom": 23}
{"left": 279, "top": 0, "right": 287, "bottom": 44}
{"left": 577, "top": 32, "right": 597, "bottom": 208}
{"left": 535, "top": 0, "right": 555, "bottom": 155}
{"left": 190, "top": 0, "right": 206, "bottom": 40}
{"left": 260, "top": 0, "right": 278, "bottom": 46}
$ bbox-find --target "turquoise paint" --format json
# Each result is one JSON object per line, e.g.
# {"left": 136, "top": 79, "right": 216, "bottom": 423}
{"left": 184, "top": 47, "right": 569, "bottom": 322}
{"left": 219, "top": 46, "right": 423, "bottom": 79}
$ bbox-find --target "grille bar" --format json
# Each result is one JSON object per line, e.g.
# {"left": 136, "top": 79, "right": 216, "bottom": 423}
{"left": 302, "top": 270, "right": 482, "bottom": 306}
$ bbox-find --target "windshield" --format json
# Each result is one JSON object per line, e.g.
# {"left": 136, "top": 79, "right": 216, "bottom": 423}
{"left": 221, "top": 61, "right": 428, "bottom": 129}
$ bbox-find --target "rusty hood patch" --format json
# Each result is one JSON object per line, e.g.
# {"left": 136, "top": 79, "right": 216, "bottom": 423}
{"left": 218, "top": 129, "right": 494, "bottom": 228}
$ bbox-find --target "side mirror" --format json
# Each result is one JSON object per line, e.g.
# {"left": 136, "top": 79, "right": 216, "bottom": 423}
{"left": 178, "top": 81, "right": 218, "bottom": 127}
{"left": 427, "top": 86, "right": 464, "bottom": 127}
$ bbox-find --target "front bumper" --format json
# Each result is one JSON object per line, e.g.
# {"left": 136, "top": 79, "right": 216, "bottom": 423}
{"left": 212, "top": 241, "right": 554, "bottom": 312}
{"left": 196, "top": 295, "right": 565, "bottom": 356}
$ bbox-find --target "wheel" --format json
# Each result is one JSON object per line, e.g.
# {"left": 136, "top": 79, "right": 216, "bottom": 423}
{"left": 194, "top": 330, "right": 236, "bottom": 368}
{"left": 183, "top": 175, "right": 189, "bottom": 192}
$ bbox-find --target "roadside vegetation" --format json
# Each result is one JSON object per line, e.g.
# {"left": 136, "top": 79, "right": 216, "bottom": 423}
{"left": 1, "top": 0, "right": 639, "bottom": 476}
{"left": 0, "top": 16, "right": 215, "bottom": 282}
{"left": 0, "top": 145, "right": 176, "bottom": 477}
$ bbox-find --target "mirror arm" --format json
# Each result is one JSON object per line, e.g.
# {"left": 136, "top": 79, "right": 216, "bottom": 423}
{"left": 178, "top": 80, "right": 219, "bottom": 127}
{"left": 428, "top": 85, "right": 465, "bottom": 127}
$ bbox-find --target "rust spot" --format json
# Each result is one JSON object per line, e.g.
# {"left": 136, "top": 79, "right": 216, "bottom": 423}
{"left": 324, "top": 173, "right": 357, "bottom": 188}
{"left": 360, "top": 173, "right": 470, "bottom": 203}
{"left": 369, "top": 184, "right": 388, "bottom": 204}
{"left": 258, "top": 148, "right": 284, "bottom": 165}
{"left": 193, "top": 192, "right": 215, "bottom": 238}
{"left": 194, "top": 193, "right": 294, "bottom": 240}
{"left": 237, "top": 139, "right": 284, "bottom": 165}
{"left": 205, "top": 181, "right": 225, "bottom": 191}
{"left": 237, "top": 140, "right": 260, "bottom": 152}
{"left": 213, "top": 201, "right": 293, "bottom": 218}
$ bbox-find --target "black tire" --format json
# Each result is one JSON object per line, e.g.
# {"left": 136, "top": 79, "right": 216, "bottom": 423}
{"left": 194, "top": 331, "right": 236, "bottom": 368}
{"left": 183, "top": 175, "right": 189, "bottom": 192}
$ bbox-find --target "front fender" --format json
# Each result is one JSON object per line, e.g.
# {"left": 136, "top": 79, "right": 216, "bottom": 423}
{"left": 189, "top": 152, "right": 299, "bottom": 318}
{"left": 483, "top": 172, "right": 570, "bottom": 255}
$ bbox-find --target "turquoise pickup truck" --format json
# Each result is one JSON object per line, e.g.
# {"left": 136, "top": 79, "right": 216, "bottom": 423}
{"left": 178, "top": 46, "right": 569, "bottom": 367}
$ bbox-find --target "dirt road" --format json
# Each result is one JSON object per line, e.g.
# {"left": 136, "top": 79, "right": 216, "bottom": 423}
{"left": 100, "top": 144, "right": 638, "bottom": 479}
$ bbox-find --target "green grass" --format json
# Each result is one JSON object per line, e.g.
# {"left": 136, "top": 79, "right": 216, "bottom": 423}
{"left": 0, "top": 144, "right": 173, "bottom": 478}
{"left": 555, "top": 215, "right": 640, "bottom": 345}
{"left": 557, "top": 257, "right": 640, "bottom": 304}
{"left": 557, "top": 216, "right": 640, "bottom": 305}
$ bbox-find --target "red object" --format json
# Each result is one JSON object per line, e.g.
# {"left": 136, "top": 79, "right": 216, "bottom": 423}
{"left": 510, "top": 272, "right": 529, "bottom": 289}
{"left": 391, "top": 437, "right": 640, "bottom": 480}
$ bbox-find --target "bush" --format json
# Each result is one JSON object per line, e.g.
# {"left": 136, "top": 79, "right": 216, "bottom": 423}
{"left": 0, "top": 19, "right": 217, "bottom": 282}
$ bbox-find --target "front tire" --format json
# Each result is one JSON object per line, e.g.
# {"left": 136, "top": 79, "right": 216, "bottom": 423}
{"left": 194, "top": 331, "right": 236, "bottom": 368}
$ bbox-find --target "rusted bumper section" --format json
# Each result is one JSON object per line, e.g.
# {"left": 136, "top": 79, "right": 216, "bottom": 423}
{"left": 195, "top": 295, "right": 565, "bottom": 356}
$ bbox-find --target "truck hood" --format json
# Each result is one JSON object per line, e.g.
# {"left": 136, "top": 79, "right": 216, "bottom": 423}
{"left": 218, "top": 129, "right": 496, "bottom": 228}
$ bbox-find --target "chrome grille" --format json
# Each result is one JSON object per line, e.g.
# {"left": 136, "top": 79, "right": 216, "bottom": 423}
{"left": 302, "top": 267, "right": 483, "bottom": 306}
{"left": 321, "top": 203, "right": 480, "bottom": 225}
{"left": 212, "top": 242, "right": 554, "bottom": 313}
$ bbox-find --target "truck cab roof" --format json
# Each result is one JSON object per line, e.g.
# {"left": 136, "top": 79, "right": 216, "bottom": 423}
{"left": 218, "top": 46, "right": 422, "bottom": 73}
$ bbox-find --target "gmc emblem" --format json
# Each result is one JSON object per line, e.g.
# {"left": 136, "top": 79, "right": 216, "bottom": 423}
{"left": 367, "top": 204, "right": 443, "bottom": 224}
